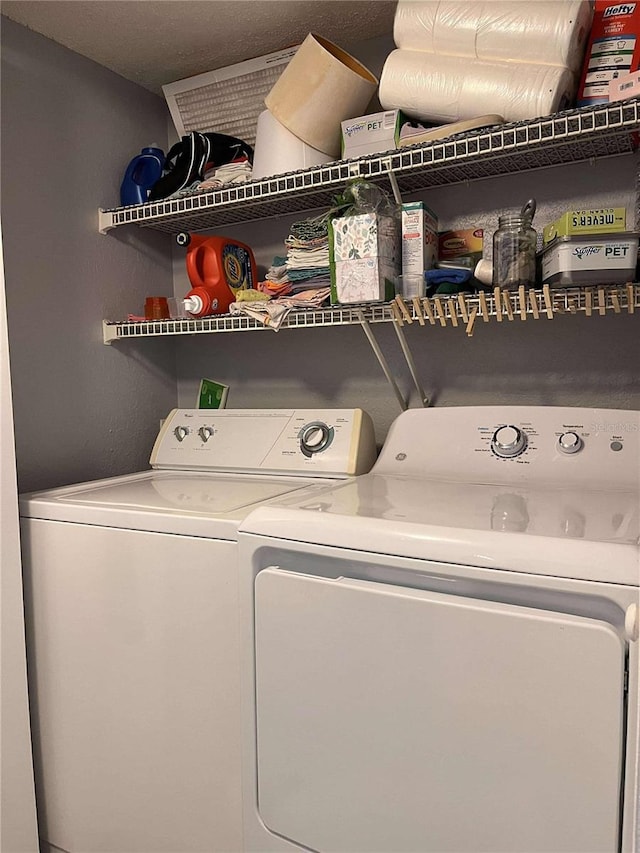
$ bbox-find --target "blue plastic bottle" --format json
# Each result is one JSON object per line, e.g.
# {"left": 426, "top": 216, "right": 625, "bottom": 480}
{"left": 120, "top": 145, "right": 165, "bottom": 206}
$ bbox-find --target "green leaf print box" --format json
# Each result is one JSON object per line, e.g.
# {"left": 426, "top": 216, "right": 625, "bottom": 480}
{"left": 329, "top": 212, "right": 400, "bottom": 304}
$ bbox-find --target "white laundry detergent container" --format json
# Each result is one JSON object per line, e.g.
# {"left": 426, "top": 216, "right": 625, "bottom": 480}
{"left": 265, "top": 33, "right": 378, "bottom": 158}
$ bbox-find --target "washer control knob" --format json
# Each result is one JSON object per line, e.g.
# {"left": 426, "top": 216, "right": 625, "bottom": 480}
{"left": 198, "top": 426, "right": 214, "bottom": 442}
{"left": 558, "top": 431, "right": 583, "bottom": 455}
{"left": 174, "top": 425, "right": 189, "bottom": 442}
{"left": 491, "top": 425, "right": 527, "bottom": 458}
{"left": 299, "top": 422, "right": 334, "bottom": 458}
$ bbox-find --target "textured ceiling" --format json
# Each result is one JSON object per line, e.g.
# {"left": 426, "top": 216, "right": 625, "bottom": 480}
{"left": 1, "top": 0, "right": 397, "bottom": 93}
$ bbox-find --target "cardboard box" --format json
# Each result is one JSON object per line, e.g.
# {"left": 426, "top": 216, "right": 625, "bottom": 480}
{"left": 543, "top": 208, "right": 627, "bottom": 244}
{"left": 577, "top": 1, "right": 640, "bottom": 106}
{"left": 438, "top": 229, "right": 484, "bottom": 267}
{"left": 401, "top": 202, "right": 438, "bottom": 279}
{"left": 341, "top": 111, "right": 402, "bottom": 159}
{"left": 329, "top": 213, "right": 399, "bottom": 304}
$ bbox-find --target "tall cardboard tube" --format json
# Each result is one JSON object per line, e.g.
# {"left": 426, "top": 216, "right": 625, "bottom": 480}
{"left": 265, "top": 33, "right": 378, "bottom": 157}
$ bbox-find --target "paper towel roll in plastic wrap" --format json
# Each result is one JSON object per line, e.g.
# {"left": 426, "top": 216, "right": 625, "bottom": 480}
{"left": 252, "top": 110, "right": 333, "bottom": 180}
{"left": 394, "top": 1, "right": 592, "bottom": 74}
{"left": 379, "top": 50, "right": 576, "bottom": 124}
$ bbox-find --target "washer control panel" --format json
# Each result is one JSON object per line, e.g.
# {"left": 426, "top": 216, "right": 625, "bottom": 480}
{"left": 151, "top": 409, "right": 377, "bottom": 476}
{"left": 374, "top": 406, "right": 640, "bottom": 489}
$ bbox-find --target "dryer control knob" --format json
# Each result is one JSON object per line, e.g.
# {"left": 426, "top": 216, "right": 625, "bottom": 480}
{"left": 491, "top": 425, "right": 527, "bottom": 458}
{"left": 198, "top": 426, "right": 214, "bottom": 442}
{"left": 299, "top": 422, "right": 334, "bottom": 458}
{"left": 558, "top": 431, "right": 583, "bottom": 454}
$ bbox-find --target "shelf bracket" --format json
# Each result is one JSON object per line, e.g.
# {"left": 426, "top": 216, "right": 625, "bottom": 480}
{"left": 357, "top": 310, "right": 407, "bottom": 411}
{"left": 390, "top": 320, "right": 430, "bottom": 407}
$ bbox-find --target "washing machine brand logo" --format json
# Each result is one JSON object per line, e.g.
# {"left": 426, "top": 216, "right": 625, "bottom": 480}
{"left": 395, "top": 452, "right": 407, "bottom": 461}
{"left": 604, "top": 3, "right": 636, "bottom": 15}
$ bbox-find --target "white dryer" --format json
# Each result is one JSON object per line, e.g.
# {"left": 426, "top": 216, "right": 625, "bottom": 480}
{"left": 19, "top": 407, "right": 376, "bottom": 853}
{"left": 238, "top": 406, "right": 640, "bottom": 853}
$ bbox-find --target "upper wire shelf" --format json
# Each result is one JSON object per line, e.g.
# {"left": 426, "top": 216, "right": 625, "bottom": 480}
{"left": 99, "top": 99, "right": 640, "bottom": 235}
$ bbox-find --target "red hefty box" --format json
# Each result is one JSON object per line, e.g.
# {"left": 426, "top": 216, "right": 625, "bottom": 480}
{"left": 578, "top": 1, "right": 640, "bottom": 105}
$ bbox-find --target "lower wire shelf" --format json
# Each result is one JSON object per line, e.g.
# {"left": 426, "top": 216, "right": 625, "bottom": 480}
{"left": 103, "top": 283, "right": 640, "bottom": 344}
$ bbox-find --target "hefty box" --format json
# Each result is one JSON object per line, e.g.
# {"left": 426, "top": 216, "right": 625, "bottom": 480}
{"left": 543, "top": 207, "right": 627, "bottom": 244}
{"left": 329, "top": 213, "right": 399, "bottom": 304}
{"left": 401, "top": 202, "right": 438, "bottom": 277}
{"left": 341, "top": 111, "right": 402, "bottom": 159}
{"left": 577, "top": 1, "right": 640, "bottom": 105}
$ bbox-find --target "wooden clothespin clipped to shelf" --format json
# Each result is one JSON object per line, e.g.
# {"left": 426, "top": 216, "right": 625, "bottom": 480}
{"left": 611, "top": 288, "right": 621, "bottom": 314}
{"left": 529, "top": 289, "right": 540, "bottom": 320}
{"left": 597, "top": 286, "right": 606, "bottom": 316}
{"left": 390, "top": 299, "right": 404, "bottom": 326}
{"left": 447, "top": 298, "right": 459, "bottom": 327}
{"left": 518, "top": 286, "right": 527, "bottom": 321}
{"left": 479, "top": 291, "right": 489, "bottom": 322}
{"left": 422, "top": 297, "right": 436, "bottom": 325}
{"left": 493, "top": 286, "right": 503, "bottom": 322}
{"left": 502, "top": 290, "right": 514, "bottom": 321}
{"left": 466, "top": 305, "right": 478, "bottom": 337}
{"left": 395, "top": 295, "right": 413, "bottom": 324}
{"left": 627, "top": 282, "right": 635, "bottom": 314}
{"left": 542, "top": 284, "right": 554, "bottom": 319}
{"left": 412, "top": 297, "right": 425, "bottom": 325}
{"left": 457, "top": 293, "right": 469, "bottom": 324}
{"left": 585, "top": 288, "right": 593, "bottom": 317}
{"left": 433, "top": 297, "right": 447, "bottom": 327}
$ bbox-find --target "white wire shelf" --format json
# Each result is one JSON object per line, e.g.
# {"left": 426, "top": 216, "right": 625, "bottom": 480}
{"left": 98, "top": 99, "right": 640, "bottom": 235}
{"left": 103, "top": 283, "right": 640, "bottom": 343}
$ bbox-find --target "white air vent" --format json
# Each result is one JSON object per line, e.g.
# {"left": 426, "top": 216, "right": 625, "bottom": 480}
{"left": 162, "top": 46, "right": 299, "bottom": 148}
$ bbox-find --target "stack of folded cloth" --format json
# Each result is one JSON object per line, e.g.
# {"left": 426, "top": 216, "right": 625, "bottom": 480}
{"left": 261, "top": 214, "right": 331, "bottom": 299}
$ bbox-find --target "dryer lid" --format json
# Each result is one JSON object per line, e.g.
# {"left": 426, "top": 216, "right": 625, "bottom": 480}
{"left": 240, "top": 473, "right": 640, "bottom": 584}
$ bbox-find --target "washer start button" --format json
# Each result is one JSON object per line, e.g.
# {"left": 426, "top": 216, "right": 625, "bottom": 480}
{"left": 610, "top": 441, "right": 624, "bottom": 452}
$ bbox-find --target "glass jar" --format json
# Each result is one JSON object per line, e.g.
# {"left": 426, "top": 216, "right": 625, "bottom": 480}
{"left": 492, "top": 215, "right": 537, "bottom": 290}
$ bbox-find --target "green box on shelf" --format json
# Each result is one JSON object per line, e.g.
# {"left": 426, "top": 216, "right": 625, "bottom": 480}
{"left": 329, "top": 212, "right": 399, "bottom": 305}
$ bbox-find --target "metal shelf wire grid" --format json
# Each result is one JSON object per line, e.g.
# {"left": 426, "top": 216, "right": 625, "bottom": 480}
{"left": 99, "top": 100, "right": 640, "bottom": 235}
{"left": 103, "top": 283, "right": 640, "bottom": 343}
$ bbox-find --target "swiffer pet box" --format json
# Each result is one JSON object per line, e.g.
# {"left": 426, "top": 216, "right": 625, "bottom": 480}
{"left": 329, "top": 213, "right": 399, "bottom": 304}
{"left": 577, "top": 1, "right": 640, "bottom": 105}
{"left": 341, "top": 111, "right": 403, "bottom": 159}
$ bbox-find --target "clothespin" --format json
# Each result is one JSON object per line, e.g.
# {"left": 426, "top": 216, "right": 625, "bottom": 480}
{"left": 493, "top": 286, "right": 503, "bottom": 322}
{"left": 597, "top": 286, "right": 606, "bottom": 316}
{"left": 542, "top": 284, "right": 554, "bottom": 319}
{"left": 422, "top": 298, "right": 436, "bottom": 325}
{"left": 479, "top": 291, "right": 489, "bottom": 322}
{"left": 518, "top": 285, "right": 527, "bottom": 321}
{"left": 457, "top": 293, "right": 469, "bottom": 324}
{"left": 434, "top": 297, "right": 447, "bottom": 327}
{"left": 611, "top": 289, "right": 621, "bottom": 314}
{"left": 585, "top": 288, "right": 593, "bottom": 317}
{"left": 627, "top": 283, "right": 635, "bottom": 314}
{"left": 447, "top": 298, "right": 459, "bottom": 327}
{"left": 502, "top": 290, "right": 514, "bottom": 321}
{"left": 529, "top": 289, "right": 540, "bottom": 320}
{"left": 412, "top": 296, "right": 425, "bottom": 325}
{"left": 395, "top": 295, "right": 413, "bottom": 324}
{"left": 466, "top": 305, "right": 478, "bottom": 337}
{"left": 390, "top": 299, "right": 404, "bottom": 326}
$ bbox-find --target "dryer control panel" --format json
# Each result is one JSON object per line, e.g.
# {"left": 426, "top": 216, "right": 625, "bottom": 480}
{"left": 373, "top": 405, "right": 640, "bottom": 489}
{"left": 151, "top": 409, "right": 377, "bottom": 477}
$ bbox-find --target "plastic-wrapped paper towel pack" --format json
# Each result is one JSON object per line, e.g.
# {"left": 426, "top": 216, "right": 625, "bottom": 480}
{"left": 381, "top": 0, "right": 593, "bottom": 124}
{"left": 380, "top": 50, "right": 575, "bottom": 124}
{"left": 393, "top": 1, "right": 593, "bottom": 74}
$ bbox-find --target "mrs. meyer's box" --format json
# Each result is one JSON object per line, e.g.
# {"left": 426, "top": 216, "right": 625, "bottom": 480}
{"left": 401, "top": 202, "right": 438, "bottom": 279}
{"left": 543, "top": 207, "right": 626, "bottom": 244}
{"left": 329, "top": 212, "right": 399, "bottom": 304}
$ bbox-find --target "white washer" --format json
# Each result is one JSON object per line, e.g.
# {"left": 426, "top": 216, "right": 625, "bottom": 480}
{"left": 238, "top": 406, "right": 640, "bottom": 853}
{"left": 19, "top": 407, "right": 376, "bottom": 853}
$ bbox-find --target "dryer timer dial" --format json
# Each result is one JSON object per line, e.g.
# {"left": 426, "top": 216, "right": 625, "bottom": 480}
{"left": 491, "top": 425, "right": 527, "bottom": 458}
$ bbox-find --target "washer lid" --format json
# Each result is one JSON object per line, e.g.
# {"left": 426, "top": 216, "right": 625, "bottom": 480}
{"left": 240, "top": 474, "right": 640, "bottom": 584}
{"left": 20, "top": 470, "right": 329, "bottom": 538}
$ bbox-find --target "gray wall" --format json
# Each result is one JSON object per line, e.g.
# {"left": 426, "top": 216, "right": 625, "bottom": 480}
{"left": 1, "top": 18, "right": 177, "bottom": 493}
{"left": 2, "top": 18, "right": 638, "bottom": 487}
{"left": 174, "top": 152, "right": 640, "bottom": 448}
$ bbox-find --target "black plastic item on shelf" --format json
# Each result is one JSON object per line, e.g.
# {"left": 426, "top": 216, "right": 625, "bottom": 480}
{"left": 148, "top": 131, "right": 254, "bottom": 202}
